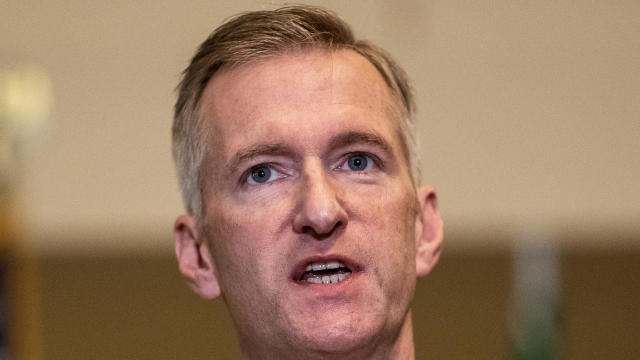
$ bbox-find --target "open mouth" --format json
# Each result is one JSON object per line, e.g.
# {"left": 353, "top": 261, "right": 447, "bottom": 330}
{"left": 298, "top": 260, "right": 353, "bottom": 284}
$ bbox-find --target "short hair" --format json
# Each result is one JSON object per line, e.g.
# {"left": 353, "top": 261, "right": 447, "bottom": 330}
{"left": 173, "top": 5, "right": 418, "bottom": 217}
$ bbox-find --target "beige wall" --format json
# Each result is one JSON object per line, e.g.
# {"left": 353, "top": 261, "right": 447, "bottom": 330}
{"left": 1, "top": 0, "right": 638, "bottom": 253}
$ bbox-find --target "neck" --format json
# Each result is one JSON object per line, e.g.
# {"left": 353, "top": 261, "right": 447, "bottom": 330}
{"left": 383, "top": 311, "right": 415, "bottom": 360}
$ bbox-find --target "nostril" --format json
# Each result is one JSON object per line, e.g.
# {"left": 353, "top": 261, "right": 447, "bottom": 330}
{"left": 302, "top": 220, "right": 343, "bottom": 240}
{"left": 301, "top": 226, "right": 331, "bottom": 240}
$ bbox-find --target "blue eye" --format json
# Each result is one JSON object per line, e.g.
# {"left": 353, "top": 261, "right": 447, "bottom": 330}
{"left": 345, "top": 154, "right": 373, "bottom": 171}
{"left": 247, "top": 165, "right": 278, "bottom": 184}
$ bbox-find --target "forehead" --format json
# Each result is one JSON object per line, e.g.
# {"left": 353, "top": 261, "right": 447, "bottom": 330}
{"left": 199, "top": 49, "right": 402, "bottom": 168}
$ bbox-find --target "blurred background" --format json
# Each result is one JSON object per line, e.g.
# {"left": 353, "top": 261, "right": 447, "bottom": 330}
{"left": 1, "top": 0, "right": 638, "bottom": 359}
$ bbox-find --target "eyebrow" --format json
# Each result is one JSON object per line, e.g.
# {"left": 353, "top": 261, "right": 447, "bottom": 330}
{"left": 226, "top": 143, "right": 297, "bottom": 174}
{"left": 328, "top": 131, "right": 392, "bottom": 154}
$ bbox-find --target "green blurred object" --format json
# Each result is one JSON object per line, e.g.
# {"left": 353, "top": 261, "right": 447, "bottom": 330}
{"left": 512, "top": 226, "right": 560, "bottom": 360}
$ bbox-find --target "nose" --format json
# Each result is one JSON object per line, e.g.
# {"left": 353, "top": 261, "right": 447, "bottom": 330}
{"left": 292, "top": 161, "right": 348, "bottom": 239}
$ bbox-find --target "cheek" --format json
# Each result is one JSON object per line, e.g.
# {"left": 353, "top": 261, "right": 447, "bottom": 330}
{"left": 353, "top": 184, "right": 416, "bottom": 240}
{"left": 205, "top": 195, "right": 291, "bottom": 278}
{"left": 354, "top": 185, "right": 418, "bottom": 276}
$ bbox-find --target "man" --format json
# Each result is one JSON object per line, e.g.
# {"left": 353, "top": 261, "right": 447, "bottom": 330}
{"left": 172, "top": 5, "right": 443, "bottom": 359}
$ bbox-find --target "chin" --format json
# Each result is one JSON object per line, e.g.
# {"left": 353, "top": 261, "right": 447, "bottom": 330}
{"left": 289, "top": 312, "right": 384, "bottom": 355}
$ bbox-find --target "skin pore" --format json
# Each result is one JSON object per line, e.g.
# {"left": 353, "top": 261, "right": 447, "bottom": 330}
{"left": 174, "top": 48, "right": 443, "bottom": 359}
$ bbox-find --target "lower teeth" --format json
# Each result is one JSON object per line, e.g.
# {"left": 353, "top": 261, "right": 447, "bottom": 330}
{"left": 306, "top": 272, "right": 351, "bottom": 284}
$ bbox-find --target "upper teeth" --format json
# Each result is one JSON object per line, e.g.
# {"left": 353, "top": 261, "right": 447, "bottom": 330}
{"left": 306, "top": 261, "right": 344, "bottom": 272}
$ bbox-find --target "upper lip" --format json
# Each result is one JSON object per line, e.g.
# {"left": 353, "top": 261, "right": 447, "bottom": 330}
{"left": 290, "top": 254, "right": 363, "bottom": 281}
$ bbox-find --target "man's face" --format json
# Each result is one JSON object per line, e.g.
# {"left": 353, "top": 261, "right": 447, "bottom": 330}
{"left": 195, "top": 49, "right": 427, "bottom": 355}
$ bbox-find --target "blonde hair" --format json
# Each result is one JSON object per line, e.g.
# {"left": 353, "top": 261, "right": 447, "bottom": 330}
{"left": 173, "top": 5, "right": 418, "bottom": 216}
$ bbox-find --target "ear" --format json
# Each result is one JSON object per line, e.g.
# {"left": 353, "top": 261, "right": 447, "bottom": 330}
{"left": 174, "top": 215, "right": 221, "bottom": 299}
{"left": 415, "top": 185, "right": 444, "bottom": 277}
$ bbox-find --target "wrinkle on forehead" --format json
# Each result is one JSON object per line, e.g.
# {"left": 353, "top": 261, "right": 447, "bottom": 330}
{"left": 202, "top": 48, "right": 393, "bottom": 124}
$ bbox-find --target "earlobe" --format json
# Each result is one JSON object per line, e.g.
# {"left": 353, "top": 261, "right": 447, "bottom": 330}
{"left": 174, "top": 215, "right": 221, "bottom": 299}
{"left": 414, "top": 185, "right": 444, "bottom": 277}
